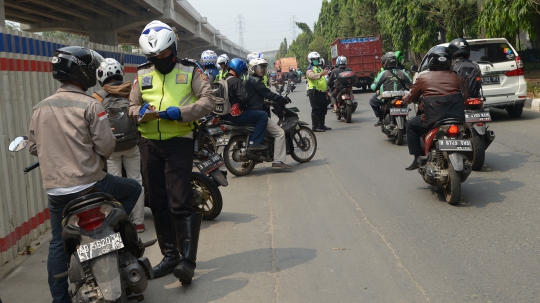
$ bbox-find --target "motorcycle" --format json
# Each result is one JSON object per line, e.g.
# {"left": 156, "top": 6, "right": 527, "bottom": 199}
{"left": 463, "top": 97, "right": 496, "bottom": 171}
{"left": 217, "top": 100, "right": 317, "bottom": 176}
{"left": 334, "top": 71, "right": 358, "bottom": 123}
{"left": 8, "top": 136, "right": 157, "bottom": 303}
{"left": 276, "top": 82, "right": 284, "bottom": 95}
{"left": 286, "top": 79, "right": 296, "bottom": 93}
{"left": 378, "top": 91, "right": 410, "bottom": 145}
{"left": 417, "top": 119, "right": 473, "bottom": 205}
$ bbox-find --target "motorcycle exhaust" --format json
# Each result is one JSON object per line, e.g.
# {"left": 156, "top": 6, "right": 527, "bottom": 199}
{"left": 484, "top": 130, "right": 495, "bottom": 149}
{"left": 244, "top": 151, "right": 265, "bottom": 162}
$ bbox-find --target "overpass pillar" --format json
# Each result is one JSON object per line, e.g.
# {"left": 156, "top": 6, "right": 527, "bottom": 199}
{"left": 89, "top": 30, "right": 118, "bottom": 46}
{"left": 0, "top": 0, "right": 5, "bottom": 24}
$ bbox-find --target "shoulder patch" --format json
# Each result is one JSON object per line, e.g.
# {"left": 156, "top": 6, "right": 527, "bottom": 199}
{"left": 138, "top": 61, "right": 154, "bottom": 70}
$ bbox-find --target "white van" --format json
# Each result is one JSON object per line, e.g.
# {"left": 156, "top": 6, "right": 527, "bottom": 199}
{"left": 412, "top": 38, "right": 527, "bottom": 117}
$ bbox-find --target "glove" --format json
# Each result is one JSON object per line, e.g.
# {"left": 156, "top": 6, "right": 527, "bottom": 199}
{"left": 139, "top": 103, "right": 150, "bottom": 118}
{"left": 159, "top": 106, "right": 182, "bottom": 121}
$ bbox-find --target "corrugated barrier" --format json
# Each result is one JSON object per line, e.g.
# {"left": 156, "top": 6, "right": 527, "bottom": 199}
{"left": 0, "top": 27, "right": 147, "bottom": 267}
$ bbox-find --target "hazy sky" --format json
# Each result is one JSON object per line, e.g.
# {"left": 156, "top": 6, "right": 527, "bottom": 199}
{"left": 190, "top": 0, "right": 323, "bottom": 53}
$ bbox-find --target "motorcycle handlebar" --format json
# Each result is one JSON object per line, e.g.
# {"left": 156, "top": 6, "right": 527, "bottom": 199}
{"left": 24, "top": 161, "right": 40, "bottom": 173}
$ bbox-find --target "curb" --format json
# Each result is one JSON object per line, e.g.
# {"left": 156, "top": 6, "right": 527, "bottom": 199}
{"left": 525, "top": 98, "right": 540, "bottom": 111}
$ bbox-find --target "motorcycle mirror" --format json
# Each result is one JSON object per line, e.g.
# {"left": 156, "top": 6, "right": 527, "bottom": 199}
{"left": 411, "top": 65, "right": 419, "bottom": 72}
{"left": 369, "top": 72, "right": 375, "bottom": 78}
{"left": 106, "top": 108, "right": 125, "bottom": 120}
{"left": 9, "top": 136, "right": 28, "bottom": 152}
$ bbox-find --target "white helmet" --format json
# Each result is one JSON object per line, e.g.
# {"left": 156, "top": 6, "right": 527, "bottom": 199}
{"left": 307, "top": 51, "right": 321, "bottom": 63}
{"left": 200, "top": 50, "right": 218, "bottom": 67}
{"left": 248, "top": 57, "right": 268, "bottom": 75}
{"left": 97, "top": 58, "right": 123, "bottom": 86}
{"left": 247, "top": 52, "right": 265, "bottom": 64}
{"left": 139, "top": 20, "right": 177, "bottom": 58}
{"left": 216, "top": 54, "right": 230, "bottom": 66}
{"left": 337, "top": 56, "right": 347, "bottom": 65}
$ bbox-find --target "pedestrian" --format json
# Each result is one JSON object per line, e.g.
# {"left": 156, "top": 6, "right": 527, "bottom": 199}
{"left": 306, "top": 51, "right": 331, "bottom": 132}
{"left": 129, "top": 20, "right": 217, "bottom": 285}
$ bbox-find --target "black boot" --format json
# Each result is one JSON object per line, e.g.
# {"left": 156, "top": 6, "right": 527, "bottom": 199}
{"left": 152, "top": 211, "right": 181, "bottom": 278}
{"left": 173, "top": 212, "right": 202, "bottom": 285}
{"left": 311, "top": 113, "right": 320, "bottom": 131}
{"left": 320, "top": 116, "right": 331, "bottom": 130}
{"left": 405, "top": 156, "right": 420, "bottom": 171}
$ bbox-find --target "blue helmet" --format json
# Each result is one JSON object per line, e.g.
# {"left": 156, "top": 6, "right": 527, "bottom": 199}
{"left": 227, "top": 58, "right": 247, "bottom": 76}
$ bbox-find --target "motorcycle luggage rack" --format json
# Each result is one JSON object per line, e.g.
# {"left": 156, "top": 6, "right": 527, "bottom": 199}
{"left": 380, "top": 90, "right": 409, "bottom": 98}
{"left": 62, "top": 192, "right": 117, "bottom": 218}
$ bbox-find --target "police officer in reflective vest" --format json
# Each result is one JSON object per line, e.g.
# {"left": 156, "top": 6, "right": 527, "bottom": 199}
{"left": 306, "top": 51, "right": 331, "bottom": 132}
{"left": 129, "top": 20, "right": 217, "bottom": 285}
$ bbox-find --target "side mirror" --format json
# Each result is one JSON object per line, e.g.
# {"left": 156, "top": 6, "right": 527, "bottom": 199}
{"left": 9, "top": 136, "right": 28, "bottom": 152}
{"left": 411, "top": 65, "right": 419, "bottom": 73}
{"left": 369, "top": 72, "right": 375, "bottom": 78}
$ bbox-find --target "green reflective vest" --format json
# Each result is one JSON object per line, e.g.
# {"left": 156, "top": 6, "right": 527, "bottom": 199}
{"left": 307, "top": 66, "right": 327, "bottom": 91}
{"left": 216, "top": 70, "right": 226, "bottom": 82}
{"left": 137, "top": 67, "right": 197, "bottom": 140}
{"left": 263, "top": 75, "right": 269, "bottom": 88}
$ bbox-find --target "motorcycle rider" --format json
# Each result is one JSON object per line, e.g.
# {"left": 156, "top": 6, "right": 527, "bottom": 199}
{"left": 370, "top": 52, "right": 412, "bottom": 126}
{"left": 448, "top": 38, "right": 482, "bottom": 97}
{"left": 93, "top": 58, "right": 146, "bottom": 233}
{"left": 220, "top": 58, "right": 269, "bottom": 150}
{"left": 200, "top": 50, "right": 219, "bottom": 83}
{"left": 247, "top": 52, "right": 271, "bottom": 87}
{"left": 403, "top": 46, "right": 468, "bottom": 170}
{"left": 29, "top": 46, "right": 141, "bottom": 303}
{"left": 245, "top": 57, "right": 293, "bottom": 169}
{"left": 129, "top": 20, "right": 217, "bottom": 284}
{"left": 306, "top": 52, "right": 331, "bottom": 132}
{"left": 216, "top": 54, "right": 230, "bottom": 81}
{"left": 327, "top": 56, "right": 352, "bottom": 113}
{"left": 287, "top": 67, "right": 298, "bottom": 84}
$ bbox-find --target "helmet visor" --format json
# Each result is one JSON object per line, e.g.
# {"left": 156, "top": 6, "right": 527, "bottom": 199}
{"left": 90, "top": 50, "right": 105, "bottom": 68}
{"left": 254, "top": 65, "right": 267, "bottom": 76}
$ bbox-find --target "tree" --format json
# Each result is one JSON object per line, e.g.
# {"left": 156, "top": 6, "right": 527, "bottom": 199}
{"left": 276, "top": 38, "right": 288, "bottom": 60}
{"left": 42, "top": 31, "right": 89, "bottom": 42}
{"left": 286, "top": 22, "right": 314, "bottom": 71}
{"left": 5, "top": 21, "right": 20, "bottom": 31}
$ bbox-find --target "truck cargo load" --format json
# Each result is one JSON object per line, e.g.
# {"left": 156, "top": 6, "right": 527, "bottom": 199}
{"left": 331, "top": 35, "right": 383, "bottom": 90}
{"left": 274, "top": 57, "right": 298, "bottom": 72}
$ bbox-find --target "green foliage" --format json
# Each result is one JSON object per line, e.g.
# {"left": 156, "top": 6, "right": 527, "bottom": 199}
{"left": 5, "top": 21, "right": 21, "bottom": 31}
{"left": 527, "top": 80, "right": 540, "bottom": 97}
{"left": 276, "top": 38, "right": 288, "bottom": 60}
{"left": 479, "top": 0, "right": 539, "bottom": 41}
{"left": 286, "top": 23, "right": 314, "bottom": 71}
{"left": 42, "top": 31, "right": 89, "bottom": 42}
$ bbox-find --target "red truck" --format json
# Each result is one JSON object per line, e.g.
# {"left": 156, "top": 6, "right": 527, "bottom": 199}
{"left": 331, "top": 35, "right": 383, "bottom": 90}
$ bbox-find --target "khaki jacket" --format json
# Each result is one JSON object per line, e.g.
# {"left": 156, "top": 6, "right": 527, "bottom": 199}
{"left": 128, "top": 60, "right": 217, "bottom": 139}
{"left": 28, "top": 84, "right": 115, "bottom": 189}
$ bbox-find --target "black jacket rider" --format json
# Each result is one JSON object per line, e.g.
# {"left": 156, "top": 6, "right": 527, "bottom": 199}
{"left": 245, "top": 75, "right": 289, "bottom": 117}
{"left": 328, "top": 65, "right": 352, "bottom": 89}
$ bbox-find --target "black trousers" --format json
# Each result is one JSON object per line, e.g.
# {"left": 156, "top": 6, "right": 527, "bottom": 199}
{"left": 406, "top": 115, "right": 430, "bottom": 156}
{"left": 308, "top": 89, "right": 327, "bottom": 126}
{"left": 139, "top": 137, "right": 195, "bottom": 217}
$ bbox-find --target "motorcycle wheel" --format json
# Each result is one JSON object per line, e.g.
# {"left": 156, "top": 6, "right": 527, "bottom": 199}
{"left": 200, "top": 133, "right": 217, "bottom": 153}
{"left": 290, "top": 126, "right": 317, "bottom": 163}
{"left": 442, "top": 162, "right": 461, "bottom": 205}
{"left": 345, "top": 105, "right": 353, "bottom": 123}
{"left": 223, "top": 136, "right": 256, "bottom": 176}
{"left": 395, "top": 128, "right": 404, "bottom": 146}
{"left": 468, "top": 130, "right": 486, "bottom": 171}
{"left": 192, "top": 172, "right": 222, "bottom": 220}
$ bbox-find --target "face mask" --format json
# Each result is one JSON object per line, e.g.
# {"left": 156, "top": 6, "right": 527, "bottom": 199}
{"left": 149, "top": 52, "right": 176, "bottom": 74}
{"left": 312, "top": 60, "right": 319, "bottom": 66}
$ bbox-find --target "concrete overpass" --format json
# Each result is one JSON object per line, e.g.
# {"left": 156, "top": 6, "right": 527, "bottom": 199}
{"left": 0, "top": 0, "right": 249, "bottom": 59}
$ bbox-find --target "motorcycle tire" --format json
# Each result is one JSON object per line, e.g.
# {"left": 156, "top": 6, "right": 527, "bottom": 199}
{"left": 345, "top": 105, "right": 353, "bottom": 123}
{"left": 223, "top": 136, "right": 256, "bottom": 176}
{"left": 192, "top": 172, "right": 223, "bottom": 220}
{"left": 469, "top": 130, "right": 486, "bottom": 171}
{"left": 395, "top": 128, "right": 404, "bottom": 146}
{"left": 290, "top": 126, "right": 317, "bottom": 163}
{"left": 442, "top": 162, "right": 461, "bottom": 205}
{"left": 200, "top": 133, "right": 217, "bottom": 153}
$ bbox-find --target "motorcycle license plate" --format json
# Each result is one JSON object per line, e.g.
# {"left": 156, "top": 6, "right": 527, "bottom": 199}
{"left": 206, "top": 127, "right": 223, "bottom": 136}
{"left": 437, "top": 140, "right": 473, "bottom": 151}
{"left": 390, "top": 108, "right": 409, "bottom": 116}
{"left": 76, "top": 233, "right": 124, "bottom": 262}
{"left": 196, "top": 153, "right": 224, "bottom": 174}
{"left": 465, "top": 112, "right": 491, "bottom": 122}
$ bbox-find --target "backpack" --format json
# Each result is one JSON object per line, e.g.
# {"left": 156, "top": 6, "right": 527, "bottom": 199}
{"left": 212, "top": 77, "right": 234, "bottom": 116}
{"left": 452, "top": 59, "right": 482, "bottom": 97}
{"left": 92, "top": 90, "right": 138, "bottom": 148}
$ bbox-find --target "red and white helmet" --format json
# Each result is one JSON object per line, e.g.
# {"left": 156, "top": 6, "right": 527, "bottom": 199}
{"left": 96, "top": 58, "right": 123, "bottom": 86}
{"left": 139, "top": 20, "right": 177, "bottom": 58}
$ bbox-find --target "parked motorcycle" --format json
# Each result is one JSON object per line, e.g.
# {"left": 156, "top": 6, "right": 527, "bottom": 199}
{"left": 463, "top": 97, "right": 496, "bottom": 171}
{"left": 286, "top": 79, "right": 296, "bottom": 93}
{"left": 378, "top": 90, "right": 410, "bottom": 145}
{"left": 417, "top": 119, "right": 473, "bottom": 205}
{"left": 8, "top": 136, "right": 157, "bottom": 303}
{"left": 217, "top": 101, "right": 317, "bottom": 176}
{"left": 335, "top": 71, "right": 358, "bottom": 123}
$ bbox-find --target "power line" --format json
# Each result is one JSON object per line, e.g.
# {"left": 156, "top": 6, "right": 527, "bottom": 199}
{"left": 235, "top": 14, "right": 245, "bottom": 49}
{"left": 290, "top": 15, "right": 298, "bottom": 40}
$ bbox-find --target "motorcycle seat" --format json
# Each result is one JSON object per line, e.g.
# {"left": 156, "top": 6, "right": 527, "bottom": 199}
{"left": 220, "top": 120, "right": 256, "bottom": 127}
{"left": 62, "top": 192, "right": 116, "bottom": 218}
{"left": 432, "top": 118, "right": 464, "bottom": 128}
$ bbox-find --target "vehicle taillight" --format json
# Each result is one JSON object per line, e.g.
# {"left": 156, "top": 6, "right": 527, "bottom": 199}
{"left": 447, "top": 125, "right": 459, "bottom": 137}
{"left": 466, "top": 98, "right": 483, "bottom": 105}
{"left": 220, "top": 125, "right": 227, "bottom": 132}
{"left": 76, "top": 206, "right": 105, "bottom": 231}
{"left": 505, "top": 56, "right": 524, "bottom": 77}
{"left": 211, "top": 117, "right": 220, "bottom": 125}
{"left": 394, "top": 100, "right": 403, "bottom": 108}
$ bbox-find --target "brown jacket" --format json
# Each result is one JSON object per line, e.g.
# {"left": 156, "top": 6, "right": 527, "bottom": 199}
{"left": 128, "top": 60, "right": 217, "bottom": 139}
{"left": 404, "top": 70, "right": 468, "bottom": 104}
{"left": 28, "top": 84, "right": 115, "bottom": 189}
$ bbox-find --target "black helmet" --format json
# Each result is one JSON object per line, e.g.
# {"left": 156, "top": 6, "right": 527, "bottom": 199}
{"left": 52, "top": 46, "right": 104, "bottom": 89}
{"left": 381, "top": 52, "right": 397, "bottom": 69}
{"left": 427, "top": 46, "right": 452, "bottom": 71}
{"left": 448, "top": 38, "right": 470, "bottom": 58}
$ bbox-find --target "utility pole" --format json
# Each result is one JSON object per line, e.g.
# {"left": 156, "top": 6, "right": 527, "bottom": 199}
{"left": 236, "top": 14, "right": 245, "bottom": 49}
{"left": 290, "top": 15, "right": 298, "bottom": 41}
